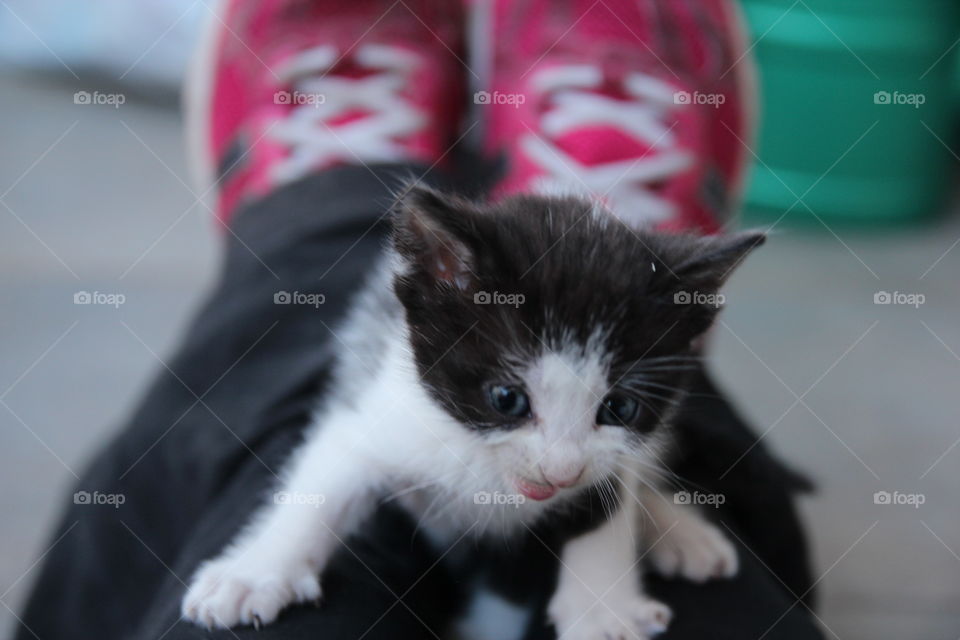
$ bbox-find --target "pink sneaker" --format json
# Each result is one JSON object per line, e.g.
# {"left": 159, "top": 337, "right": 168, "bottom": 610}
{"left": 479, "top": 0, "right": 755, "bottom": 234}
{"left": 186, "top": 0, "right": 465, "bottom": 224}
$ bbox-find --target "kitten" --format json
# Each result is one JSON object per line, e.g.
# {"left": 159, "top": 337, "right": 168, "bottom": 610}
{"left": 182, "top": 186, "right": 761, "bottom": 639}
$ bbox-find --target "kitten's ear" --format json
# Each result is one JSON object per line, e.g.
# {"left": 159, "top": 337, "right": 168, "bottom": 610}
{"left": 674, "top": 231, "right": 766, "bottom": 291}
{"left": 392, "top": 184, "right": 478, "bottom": 289}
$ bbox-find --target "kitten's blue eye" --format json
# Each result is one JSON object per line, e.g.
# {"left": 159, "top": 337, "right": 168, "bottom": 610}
{"left": 487, "top": 385, "right": 531, "bottom": 418}
{"left": 597, "top": 394, "right": 639, "bottom": 426}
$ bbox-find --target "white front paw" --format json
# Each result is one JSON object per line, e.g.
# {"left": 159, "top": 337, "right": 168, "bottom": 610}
{"left": 648, "top": 511, "right": 738, "bottom": 583}
{"left": 548, "top": 588, "right": 672, "bottom": 640}
{"left": 181, "top": 553, "right": 322, "bottom": 629}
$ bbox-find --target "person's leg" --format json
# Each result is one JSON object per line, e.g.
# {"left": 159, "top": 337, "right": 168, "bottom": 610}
{"left": 13, "top": 163, "right": 467, "bottom": 640}
{"left": 13, "top": 0, "right": 468, "bottom": 637}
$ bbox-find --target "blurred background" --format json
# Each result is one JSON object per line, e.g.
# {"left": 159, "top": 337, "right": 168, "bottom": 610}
{"left": 1, "top": 1, "right": 958, "bottom": 638}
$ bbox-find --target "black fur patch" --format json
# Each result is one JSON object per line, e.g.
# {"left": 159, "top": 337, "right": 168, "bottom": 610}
{"left": 391, "top": 186, "right": 763, "bottom": 435}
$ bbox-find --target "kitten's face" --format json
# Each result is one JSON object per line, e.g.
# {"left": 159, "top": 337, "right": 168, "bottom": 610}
{"left": 391, "top": 187, "right": 762, "bottom": 502}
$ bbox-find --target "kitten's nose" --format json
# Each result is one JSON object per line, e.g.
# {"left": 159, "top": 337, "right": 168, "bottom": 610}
{"left": 541, "top": 465, "right": 585, "bottom": 488}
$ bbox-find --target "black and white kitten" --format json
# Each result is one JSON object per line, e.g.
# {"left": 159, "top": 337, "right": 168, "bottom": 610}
{"left": 183, "top": 186, "right": 763, "bottom": 639}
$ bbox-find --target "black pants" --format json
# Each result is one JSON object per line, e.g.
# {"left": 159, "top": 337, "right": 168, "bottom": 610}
{"left": 15, "top": 166, "right": 823, "bottom": 640}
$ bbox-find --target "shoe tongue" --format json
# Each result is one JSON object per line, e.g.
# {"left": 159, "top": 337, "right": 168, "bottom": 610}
{"left": 553, "top": 127, "right": 655, "bottom": 167}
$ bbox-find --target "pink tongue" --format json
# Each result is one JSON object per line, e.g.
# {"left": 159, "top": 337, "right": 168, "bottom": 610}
{"left": 517, "top": 478, "right": 557, "bottom": 501}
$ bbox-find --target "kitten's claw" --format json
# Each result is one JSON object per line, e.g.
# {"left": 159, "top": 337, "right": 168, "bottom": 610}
{"left": 648, "top": 511, "right": 738, "bottom": 583}
{"left": 182, "top": 555, "right": 322, "bottom": 629}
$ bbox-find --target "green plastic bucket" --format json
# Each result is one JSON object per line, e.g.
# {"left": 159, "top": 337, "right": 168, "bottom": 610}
{"left": 739, "top": 0, "right": 960, "bottom": 227}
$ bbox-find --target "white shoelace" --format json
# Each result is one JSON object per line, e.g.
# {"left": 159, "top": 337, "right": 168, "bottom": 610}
{"left": 522, "top": 65, "right": 693, "bottom": 228}
{"left": 269, "top": 44, "right": 425, "bottom": 185}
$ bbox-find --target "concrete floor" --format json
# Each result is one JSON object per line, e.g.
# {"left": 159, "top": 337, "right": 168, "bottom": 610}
{"left": 1, "top": 71, "right": 959, "bottom": 640}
